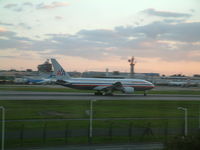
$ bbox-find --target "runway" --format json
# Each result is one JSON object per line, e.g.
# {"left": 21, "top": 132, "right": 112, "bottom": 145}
{"left": 0, "top": 91, "right": 200, "bottom": 101}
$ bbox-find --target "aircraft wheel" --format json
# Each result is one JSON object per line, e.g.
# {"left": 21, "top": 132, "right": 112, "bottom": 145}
{"left": 94, "top": 91, "right": 103, "bottom": 96}
{"left": 144, "top": 91, "right": 147, "bottom": 96}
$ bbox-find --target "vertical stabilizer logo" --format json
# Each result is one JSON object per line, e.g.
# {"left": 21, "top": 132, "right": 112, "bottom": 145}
{"left": 56, "top": 68, "right": 66, "bottom": 76}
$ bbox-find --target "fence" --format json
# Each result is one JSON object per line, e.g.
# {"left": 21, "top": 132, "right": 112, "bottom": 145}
{"left": 1, "top": 118, "right": 200, "bottom": 147}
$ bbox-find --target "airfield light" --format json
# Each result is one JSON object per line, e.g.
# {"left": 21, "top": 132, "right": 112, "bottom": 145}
{"left": 177, "top": 107, "right": 188, "bottom": 136}
{"left": 0, "top": 106, "right": 5, "bottom": 150}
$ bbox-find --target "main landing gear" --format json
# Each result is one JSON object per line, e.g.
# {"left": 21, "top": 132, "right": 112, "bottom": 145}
{"left": 95, "top": 90, "right": 148, "bottom": 96}
{"left": 94, "top": 91, "right": 103, "bottom": 96}
{"left": 94, "top": 91, "right": 113, "bottom": 96}
{"left": 144, "top": 90, "right": 147, "bottom": 96}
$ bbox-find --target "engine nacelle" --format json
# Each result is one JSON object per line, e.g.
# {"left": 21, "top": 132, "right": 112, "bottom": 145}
{"left": 122, "top": 87, "right": 134, "bottom": 94}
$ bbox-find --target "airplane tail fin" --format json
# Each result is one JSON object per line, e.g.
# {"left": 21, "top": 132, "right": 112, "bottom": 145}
{"left": 51, "top": 58, "right": 71, "bottom": 80}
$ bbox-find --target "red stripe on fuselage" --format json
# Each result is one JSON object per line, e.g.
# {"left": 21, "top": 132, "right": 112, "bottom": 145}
{"left": 72, "top": 84, "right": 154, "bottom": 88}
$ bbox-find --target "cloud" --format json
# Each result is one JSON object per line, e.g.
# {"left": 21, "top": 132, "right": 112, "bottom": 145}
{"left": 0, "top": 21, "right": 31, "bottom": 30}
{"left": 3, "top": 3, "right": 24, "bottom": 12}
{"left": 189, "top": 9, "right": 195, "bottom": 13}
{"left": 0, "top": 31, "right": 33, "bottom": 49}
{"left": 4, "top": 3, "right": 18, "bottom": 9}
{"left": 18, "top": 23, "right": 32, "bottom": 30}
{"left": 13, "top": 8, "right": 23, "bottom": 12}
{"left": 36, "top": 2, "right": 69, "bottom": 9}
{"left": 55, "top": 16, "right": 63, "bottom": 20}
{"left": 141, "top": 22, "right": 200, "bottom": 42}
{"left": 0, "top": 21, "right": 14, "bottom": 27}
{"left": 143, "top": 8, "right": 192, "bottom": 18}
{"left": 0, "top": 21, "right": 200, "bottom": 62}
{"left": 23, "top": 2, "right": 33, "bottom": 7}
{"left": 3, "top": 1, "right": 68, "bottom": 12}
{"left": 116, "top": 21, "right": 200, "bottom": 42}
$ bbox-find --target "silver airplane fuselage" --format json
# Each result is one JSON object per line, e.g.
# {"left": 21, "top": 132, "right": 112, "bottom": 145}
{"left": 59, "top": 77, "right": 154, "bottom": 91}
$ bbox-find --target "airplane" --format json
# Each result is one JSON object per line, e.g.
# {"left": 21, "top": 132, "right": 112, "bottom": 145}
{"left": 25, "top": 78, "right": 54, "bottom": 84}
{"left": 24, "top": 74, "right": 55, "bottom": 84}
{"left": 51, "top": 58, "right": 155, "bottom": 96}
{"left": 168, "top": 81, "right": 188, "bottom": 87}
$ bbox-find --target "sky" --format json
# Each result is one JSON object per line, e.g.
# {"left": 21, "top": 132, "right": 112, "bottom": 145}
{"left": 0, "top": 0, "right": 200, "bottom": 75}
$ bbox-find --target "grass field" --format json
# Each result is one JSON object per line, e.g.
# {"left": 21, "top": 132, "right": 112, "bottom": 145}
{"left": 1, "top": 100, "right": 200, "bottom": 128}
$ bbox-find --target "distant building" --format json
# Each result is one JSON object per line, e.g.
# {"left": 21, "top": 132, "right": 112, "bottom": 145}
{"left": 68, "top": 71, "right": 82, "bottom": 77}
{"left": 194, "top": 74, "right": 200, "bottom": 77}
{"left": 37, "top": 59, "right": 52, "bottom": 73}
{"left": 82, "top": 71, "right": 160, "bottom": 79}
{"left": 82, "top": 71, "right": 107, "bottom": 78}
{"left": 26, "top": 69, "right": 33, "bottom": 72}
{"left": 0, "top": 75, "right": 15, "bottom": 84}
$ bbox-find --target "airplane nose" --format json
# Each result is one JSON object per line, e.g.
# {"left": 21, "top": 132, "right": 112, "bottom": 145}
{"left": 150, "top": 83, "right": 155, "bottom": 88}
{"left": 147, "top": 82, "right": 155, "bottom": 89}
{"left": 152, "top": 83, "right": 155, "bottom": 87}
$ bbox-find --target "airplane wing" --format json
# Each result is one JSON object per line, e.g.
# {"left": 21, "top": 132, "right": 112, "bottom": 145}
{"left": 37, "top": 79, "right": 50, "bottom": 84}
{"left": 93, "top": 86, "right": 109, "bottom": 91}
{"left": 93, "top": 81, "right": 134, "bottom": 95}
{"left": 38, "top": 78, "right": 56, "bottom": 84}
{"left": 56, "top": 80, "right": 71, "bottom": 86}
{"left": 93, "top": 82, "right": 123, "bottom": 93}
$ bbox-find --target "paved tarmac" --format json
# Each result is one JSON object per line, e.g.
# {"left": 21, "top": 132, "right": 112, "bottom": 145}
{"left": 0, "top": 91, "right": 200, "bottom": 101}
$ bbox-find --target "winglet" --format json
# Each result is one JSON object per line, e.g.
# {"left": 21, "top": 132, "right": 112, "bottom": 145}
{"left": 51, "top": 58, "right": 71, "bottom": 80}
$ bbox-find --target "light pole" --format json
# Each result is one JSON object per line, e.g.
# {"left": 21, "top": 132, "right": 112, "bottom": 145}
{"left": 177, "top": 107, "right": 188, "bottom": 136}
{"left": 199, "top": 106, "right": 200, "bottom": 129}
{"left": 0, "top": 106, "right": 5, "bottom": 150}
{"left": 89, "top": 100, "right": 96, "bottom": 139}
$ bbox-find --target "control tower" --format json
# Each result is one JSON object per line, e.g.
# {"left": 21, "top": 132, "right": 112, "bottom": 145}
{"left": 37, "top": 59, "right": 52, "bottom": 73}
{"left": 128, "top": 56, "right": 136, "bottom": 78}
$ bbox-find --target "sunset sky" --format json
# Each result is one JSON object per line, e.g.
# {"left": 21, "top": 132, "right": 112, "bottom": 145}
{"left": 0, "top": 0, "right": 200, "bottom": 75}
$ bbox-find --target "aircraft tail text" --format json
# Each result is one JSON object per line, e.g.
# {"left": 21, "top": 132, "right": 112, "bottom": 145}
{"left": 51, "top": 58, "right": 71, "bottom": 80}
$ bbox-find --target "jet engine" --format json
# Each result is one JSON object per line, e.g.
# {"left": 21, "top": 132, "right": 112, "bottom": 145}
{"left": 122, "top": 87, "right": 134, "bottom": 94}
